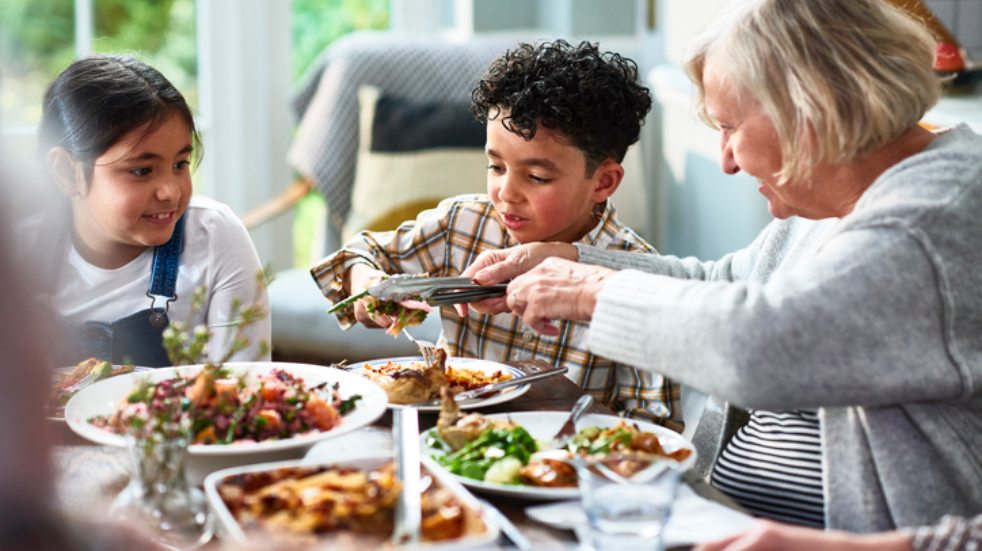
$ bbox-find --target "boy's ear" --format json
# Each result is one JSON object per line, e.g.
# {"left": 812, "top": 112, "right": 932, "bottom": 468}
{"left": 590, "top": 159, "right": 624, "bottom": 202}
{"left": 47, "top": 147, "right": 83, "bottom": 197}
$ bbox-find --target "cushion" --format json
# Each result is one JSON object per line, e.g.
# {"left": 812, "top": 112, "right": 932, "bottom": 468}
{"left": 342, "top": 86, "right": 488, "bottom": 241}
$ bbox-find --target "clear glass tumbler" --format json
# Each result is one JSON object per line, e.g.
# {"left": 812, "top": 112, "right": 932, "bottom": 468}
{"left": 577, "top": 459, "right": 681, "bottom": 551}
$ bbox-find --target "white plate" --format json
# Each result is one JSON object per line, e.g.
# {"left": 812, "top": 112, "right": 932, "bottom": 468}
{"left": 524, "top": 486, "right": 754, "bottom": 546}
{"left": 65, "top": 361, "right": 388, "bottom": 456}
{"left": 48, "top": 364, "right": 153, "bottom": 422}
{"left": 422, "top": 411, "right": 697, "bottom": 500}
{"left": 357, "top": 356, "right": 530, "bottom": 412}
{"left": 204, "top": 453, "right": 500, "bottom": 549}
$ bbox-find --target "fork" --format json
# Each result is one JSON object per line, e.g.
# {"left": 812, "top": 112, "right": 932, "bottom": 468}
{"left": 401, "top": 328, "right": 440, "bottom": 365}
{"left": 62, "top": 372, "right": 98, "bottom": 395}
{"left": 546, "top": 393, "right": 594, "bottom": 449}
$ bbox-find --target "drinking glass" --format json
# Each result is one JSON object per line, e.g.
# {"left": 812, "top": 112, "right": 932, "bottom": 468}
{"left": 109, "top": 433, "right": 213, "bottom": 550}
{"left": 577, "top": 458, "right": 680, "bottom": 551}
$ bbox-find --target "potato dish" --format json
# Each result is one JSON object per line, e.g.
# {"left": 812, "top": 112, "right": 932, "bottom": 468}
{"left": 215, "top": 462, "right": 487, "bottom": 545}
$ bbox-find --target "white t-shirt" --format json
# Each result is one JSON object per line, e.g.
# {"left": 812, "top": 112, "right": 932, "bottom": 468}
{"left": 48, "top": 195, "right": 271, "bottom": 362}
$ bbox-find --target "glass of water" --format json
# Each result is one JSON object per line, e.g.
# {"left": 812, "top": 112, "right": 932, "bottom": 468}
{"left": 577, "top": 458, "right": 680, "bottom": 551}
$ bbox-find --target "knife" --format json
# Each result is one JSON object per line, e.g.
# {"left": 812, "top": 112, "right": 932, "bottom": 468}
{"left": 391, "top": 407, "right": 422, "bottom": 546}
{"left": 417, "top": 366, "right": 568, "bottom": 407}
{"left": 479, "top": 499, "right": 532, "bottom": 551}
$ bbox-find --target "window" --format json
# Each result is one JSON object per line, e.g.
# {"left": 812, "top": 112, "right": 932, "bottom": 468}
{"left": 0, "top": 0, "right": 197, "bottom": 214}
{"left": 290, "top": 0, "right": 389, "bottom": 268}
{"left": 293, "top": 0, "right": 389, "bottom": 84}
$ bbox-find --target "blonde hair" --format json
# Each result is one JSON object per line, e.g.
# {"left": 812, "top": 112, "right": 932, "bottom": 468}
{"left": 684, "top": 0, "right": 941, "bottom": 185}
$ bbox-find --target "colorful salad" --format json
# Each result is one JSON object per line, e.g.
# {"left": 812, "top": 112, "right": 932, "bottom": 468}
{"left": 89, "top": 365, "right": 361, "bottom": 445}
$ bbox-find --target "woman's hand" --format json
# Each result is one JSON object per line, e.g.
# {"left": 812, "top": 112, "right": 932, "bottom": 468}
{"left": 695, "top": 520, "right": 914, "bottom": 551}
{"left": 457, "top": 242, "right": 578, "bottom": 317}
{"left": 505, "top": 258, "right": 615, "bottom": 336}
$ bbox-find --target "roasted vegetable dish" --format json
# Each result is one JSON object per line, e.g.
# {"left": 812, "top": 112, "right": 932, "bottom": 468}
{"left": 216, "top": 462, "right": 487, "bottom": 544}
{"left": 361, "top": 350, "right": 512, "bottom": 405}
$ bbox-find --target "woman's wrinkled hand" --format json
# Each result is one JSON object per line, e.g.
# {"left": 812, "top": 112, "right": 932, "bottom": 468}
{"left": 456, "top": 242, "right": 578, "bottom": 317}
{"left": 505, "top": 258, "right": 614, "bottom": 336}
{"left": 694, "top": 520, "right": 914, "bottom": 551}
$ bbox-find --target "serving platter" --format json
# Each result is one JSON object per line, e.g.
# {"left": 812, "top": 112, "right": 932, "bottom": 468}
{"left": 422, "top": 411, "right": 696, "bottom": 500}
{"left": 357, "top": 356, "right": 530, "bottom": 412}
{"left": 204, "top": 453, "right": 500, "bottom": 549}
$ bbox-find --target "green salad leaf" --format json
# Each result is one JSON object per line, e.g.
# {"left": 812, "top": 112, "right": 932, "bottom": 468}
{"left": 435, "top": 426, "right": 538, "bottom": 483}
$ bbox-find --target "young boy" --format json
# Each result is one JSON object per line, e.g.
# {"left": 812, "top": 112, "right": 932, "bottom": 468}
{"left": 311, "top": 39, "right": 679, "bottom": 427}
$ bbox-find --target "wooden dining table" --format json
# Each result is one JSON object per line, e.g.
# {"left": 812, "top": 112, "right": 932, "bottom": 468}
{"left": 52, "top": 368, "right": 733, "bottom": 550}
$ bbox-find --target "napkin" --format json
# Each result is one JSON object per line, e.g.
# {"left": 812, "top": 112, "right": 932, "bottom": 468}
{"left": 525, "top": 484, "right": 755, "bottom": 547}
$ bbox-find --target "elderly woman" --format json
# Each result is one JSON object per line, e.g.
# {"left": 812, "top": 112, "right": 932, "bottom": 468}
{"left": 461, "top": 0, "right": 982, "bottom": 533}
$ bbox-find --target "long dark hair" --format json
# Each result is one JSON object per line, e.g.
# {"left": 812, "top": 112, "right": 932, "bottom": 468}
{"left": 37, "top": 54, "right": 201, "bottom": 184}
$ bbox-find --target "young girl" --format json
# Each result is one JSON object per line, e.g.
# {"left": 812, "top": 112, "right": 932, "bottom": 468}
{"left": 32, "top": 54, "right": 270, "bottom": 367}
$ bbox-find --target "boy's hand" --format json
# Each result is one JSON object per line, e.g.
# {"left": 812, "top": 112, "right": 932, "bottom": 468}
{"left": 504, "top": 258, "right": 613, "bottom": 336}
{"left": 457, "top": 242, "right": 578, "bottom": 317}
{"left": 348, "top": 264, "right": 393, "bottom": 329}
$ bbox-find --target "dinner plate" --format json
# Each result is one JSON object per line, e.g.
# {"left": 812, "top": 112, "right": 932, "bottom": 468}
{"left": 356, "top": 356, "right": 530, "bottom": 412}
{"left": 65, "top": 361, "right": 388, "bottom": 456}
{"left": 422, "top": 411, "right": 697, "bottom": 500}
{"left": 48, "top": 364, "right": 153, "bottom": 422}
{"left": 524, "top": 485, "right": 754, "bottom": 546}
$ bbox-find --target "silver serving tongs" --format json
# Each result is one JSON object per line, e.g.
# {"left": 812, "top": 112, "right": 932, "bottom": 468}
{"left": 391, "top": 407, "right": 422, "bottom": 546}
{"left": 369, "top": 275, "right": 508, "bottom": 306}
{"left": 327, "top": 275, "right": 508, "bottom": 314}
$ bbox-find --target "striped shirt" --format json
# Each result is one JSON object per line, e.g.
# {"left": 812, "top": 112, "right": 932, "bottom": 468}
{"left": 710, "top": 409, "right": 825, "bottom": 527}
{"left": 311, "top": 194, "right": 681, "bottom": 427}
{"left": 909, "top": 514, "right": 982, "bottom": 551}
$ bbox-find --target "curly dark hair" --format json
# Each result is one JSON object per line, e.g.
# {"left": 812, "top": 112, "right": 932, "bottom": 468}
{"left": 471, "top": 39, "right": 652, "bottom": 174}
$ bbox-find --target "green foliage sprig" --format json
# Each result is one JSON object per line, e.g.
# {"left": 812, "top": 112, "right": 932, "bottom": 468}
{"left": 162, "top": 269, "right": 271, "bottom": 367}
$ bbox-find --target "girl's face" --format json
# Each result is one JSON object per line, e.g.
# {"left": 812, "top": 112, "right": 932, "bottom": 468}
{"left": 485, "top": 111, "right": 620, "bottom": 244}
{"left": 66, "top": 113, "right": 193, "bottom": 268}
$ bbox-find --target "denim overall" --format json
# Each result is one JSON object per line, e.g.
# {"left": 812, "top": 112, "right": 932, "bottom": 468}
{"left": 54, "top": 215, "right": 186, "bottom": 367}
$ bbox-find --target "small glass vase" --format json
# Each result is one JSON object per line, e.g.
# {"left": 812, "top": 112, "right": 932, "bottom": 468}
{"left": 110, "top": 432, "right": 213, "bottom": 550}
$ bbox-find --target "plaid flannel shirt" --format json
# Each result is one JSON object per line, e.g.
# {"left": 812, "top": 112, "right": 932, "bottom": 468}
{"left": 311, "top": 194, "right": 682, "bottom": 428}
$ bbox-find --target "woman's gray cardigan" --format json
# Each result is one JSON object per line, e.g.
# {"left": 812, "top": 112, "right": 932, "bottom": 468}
{"left": 577, "top": 125, "right": 982, "bottom": 532}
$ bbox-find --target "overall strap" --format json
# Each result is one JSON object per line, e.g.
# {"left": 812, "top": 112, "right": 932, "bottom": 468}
{"left": 146, "top": 214, "right": 187, "bottom": 326}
